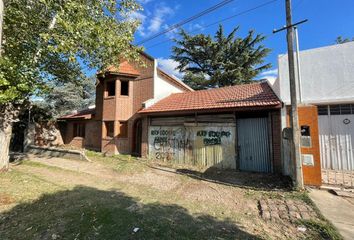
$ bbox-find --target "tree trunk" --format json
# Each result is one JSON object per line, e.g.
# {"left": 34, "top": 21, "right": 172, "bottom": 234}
{"left": 0, "top": 121, "right": 12, "bottom": 170}
{"left": 0, "top": 103, "right": 20, "bottom": 171}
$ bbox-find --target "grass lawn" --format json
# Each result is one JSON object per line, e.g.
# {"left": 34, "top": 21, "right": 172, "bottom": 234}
{"left": 0, "top": 153, "right": 342, "bottom": 240}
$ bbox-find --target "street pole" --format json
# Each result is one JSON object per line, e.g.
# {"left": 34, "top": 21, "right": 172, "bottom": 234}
{"left": 294, "top": 27, "right": 303, "bottom": 103}
{"left": 285, "top": 0, "right": 303, "bottom": 189}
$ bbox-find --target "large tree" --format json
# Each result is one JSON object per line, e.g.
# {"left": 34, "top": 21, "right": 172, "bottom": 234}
{"left": 0, "top": 0, "right": 142, "bottom": 170}
{"left": 41, "top": 76, "right": 96, "bottom": 118}
{"left": 172, "top": 25, "right": 271, "bottom": 90}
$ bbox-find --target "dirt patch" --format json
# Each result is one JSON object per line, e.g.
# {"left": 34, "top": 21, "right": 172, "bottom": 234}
{"left": 175, "top": 180, "right": 255, "bottom": 212}
{"left": 15, "top": 164, "right": 117, "bottom": 191}
{"left": 0, "top": 194, "right": 15, "bottom": 205}
{"left": 122, "top": 169, "right": 181, "bottom": 191}
{"left": 28, "top": 156, "right": 116, "bottom": 177}
{"left": 176, "top": 168, "right": 292, "bottom": 190}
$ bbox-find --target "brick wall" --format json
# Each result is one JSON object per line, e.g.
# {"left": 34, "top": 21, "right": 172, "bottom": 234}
{"left": 97, "top": 53, "right": 154, "bottom": 155}
{"left": 286, "top": 105, "right": 322, "bottom": 186}
{"left": 84, "top": 121, "right": 101, "bottom": 151}
{"left": 141, "top": 116, "right": 149, "bottom": 158}
{"left": 95, "top": 82, "right": 104, "bottom": 120}
{"left": 298, "top": 106, "right": 322, "bottom": 186}
{"left": 59, "top": 120, "right": 101, "bottom": 150}
{"left": 131, "top": 55, "right": 154, "bottom": 113}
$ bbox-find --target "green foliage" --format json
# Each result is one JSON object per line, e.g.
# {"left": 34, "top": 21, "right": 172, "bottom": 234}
{"left": 172, "top": 25, "right": 271, "bottom": 90}
{"left": 181, "top": 72, "right": 208, "bottom": 90}
{"left": 0, "top": 0, "right": 142, "bottom": 104}
{"left": 335, "top": 36, "right": 354, "bottom": 44}
{"left": 39, "top": 76, "right": 96, "bottom": 117}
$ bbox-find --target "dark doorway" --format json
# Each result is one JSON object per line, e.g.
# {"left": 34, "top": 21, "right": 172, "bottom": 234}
{"left": 10, "top": 121, "right": 26, "bottom": 152}
{"left": 132, "top": 119, "right": 142, "bottom": 157}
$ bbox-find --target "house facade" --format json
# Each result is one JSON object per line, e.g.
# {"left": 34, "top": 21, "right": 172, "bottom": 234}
{"left": 138, "top": 82, "right": 283, "bottom": 173}
{"left": 58, "top": 52, "right": 284, "bottom": 174}
{"left": 59, "top": 52, "right": 193, "bottom": 155}
{"left": 271, "top": 41, "right": 354, "bottom": 186}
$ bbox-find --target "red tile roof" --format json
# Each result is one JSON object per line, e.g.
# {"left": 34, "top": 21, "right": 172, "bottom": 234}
{"left": 139, "top": 81, "right": 281, "bottom": 114}
{"left": 58, "top": 108, "right": 95, "bottom": 120}
{"left": 106, "top": 60, "right": 140, "bottom": 76}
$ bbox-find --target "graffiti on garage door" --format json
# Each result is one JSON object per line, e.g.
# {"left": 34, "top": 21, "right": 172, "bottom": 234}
{"left": 148, "top": 125, "right": 236, "bottom": 169}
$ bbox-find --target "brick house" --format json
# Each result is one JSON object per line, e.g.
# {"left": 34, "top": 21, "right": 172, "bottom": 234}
{"left": 138, "top": 81, "right": 283, "bottom": 173}
{"left": 58, "top": 52, "right": 193, "bottom": 155}
{"left": 59, "top": 52, "right": 284, "bottom": 174}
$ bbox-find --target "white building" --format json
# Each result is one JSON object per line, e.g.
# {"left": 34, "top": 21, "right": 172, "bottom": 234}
{"left": 271, "top": 41, "right": 354, "bottom": 180}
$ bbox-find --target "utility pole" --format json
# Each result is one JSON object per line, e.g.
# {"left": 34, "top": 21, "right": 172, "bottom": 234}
{"left": 286, "top": 0, "right": 303, "bottom": 189}
{"left": 273, "top": 1, "right": 307, "bottom": 189}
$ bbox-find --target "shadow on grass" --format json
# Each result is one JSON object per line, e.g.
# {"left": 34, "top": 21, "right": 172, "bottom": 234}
{"left": 150, "top": 166, "right": 292, "bottom": 192}
{"left": 0, "top": 186, "right": 261, "bottom": 240}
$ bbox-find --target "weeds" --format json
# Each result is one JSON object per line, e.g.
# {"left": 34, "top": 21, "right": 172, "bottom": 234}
{"left": 297, "top": 219, "right": 343, "bottom": 240}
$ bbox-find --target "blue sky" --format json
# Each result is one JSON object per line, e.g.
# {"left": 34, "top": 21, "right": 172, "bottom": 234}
{"left": 132, "top": 0, "right": 354, "bottom": 81}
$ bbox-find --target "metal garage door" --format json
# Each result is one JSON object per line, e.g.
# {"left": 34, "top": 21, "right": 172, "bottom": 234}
{"left": 237, "top": 118, "right": 271, "bottom": 172}
{"left": 319, "top": 114, "right": 354, "bottom": 171}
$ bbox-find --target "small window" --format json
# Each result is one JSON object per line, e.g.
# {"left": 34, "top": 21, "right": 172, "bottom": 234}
{"left": 340, "top": 104, "right": 351, "bottom": 115}
{"left": 120, "top": 81, "right": 129, "bottom": 96}
{"left": 330, "top": 105, "right": 340, "bottom": 115}
{"left": 317, "top": 106, "right": 328, "bottom": 115}
{"left": 118, "top": 121, "right": 128, "bottom": 138}
{"left": 106, "top": 81, "right": 116, "bottom": 97}
{"left": 105, "top": 121, "right": 114, "bottom": 138}
{"left": 73, "top": 123, "right": 85, "bottom": 137}
{"left": 301, "top": 125, "right": 311, "bottom": 147}
{"left": 301, "top": 125, "right": 310, "bottom": 136}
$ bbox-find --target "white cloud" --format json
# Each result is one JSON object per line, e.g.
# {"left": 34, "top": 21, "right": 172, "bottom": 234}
{"left": 162, "top": 23, "right": 179, "bottom": 39}
{"left": 189, "top": 23, "right": 205, "bottom": 32}
{"left": 157, "top": 58, "right": 184, "bottom": 79}
{"left": 130, "top": 11, "right": 147, "bottom": 22}
{"left": 134, "top": 3, "right": 177, "bottom": 37}
{"left": 259, "top": 68, "right": 278, "bottom": 77}
{"left": 129, "top": 11, "right": 148, "bottom": 37}
{"left": 258, "top": 68, "right": 278, "bottom": 83}
{"left": 147, "top": 5, "right": 174, "bottom": 33}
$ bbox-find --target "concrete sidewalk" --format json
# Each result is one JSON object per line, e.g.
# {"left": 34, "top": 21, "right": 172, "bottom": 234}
{"left": 309, "top": 189, "right": 354, "bottom": 240}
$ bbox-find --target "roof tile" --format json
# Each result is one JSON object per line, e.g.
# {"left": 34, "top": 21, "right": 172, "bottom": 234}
{"left": 58, "top": 108, "right": 95, "bottom": 120}
{"left": 139, "top": 82, "right": 281, "bottom": 114}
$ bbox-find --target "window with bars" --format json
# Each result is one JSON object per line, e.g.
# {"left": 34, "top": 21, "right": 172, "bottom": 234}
{"left": 330, "top": 105, "right": 341, "bottom": 115}
{"left": 317, "top": 106, "right": 328, "bottom": 115}
{"left": 317, "top": 104, "right": 354, "bottom": 115}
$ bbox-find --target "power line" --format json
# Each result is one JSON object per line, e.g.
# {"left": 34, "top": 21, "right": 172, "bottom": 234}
{"left": 145, "top": 0, "right": 278, "bottom": 49}
{"left": 136, "top": 0, "right": 235, "bottom": 45}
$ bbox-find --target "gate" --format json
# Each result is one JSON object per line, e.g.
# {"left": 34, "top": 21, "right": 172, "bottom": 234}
{"left": 318, "top": 105, "right": 354, "bottom": 187}
{"left": 237, "top": 117, "right": 271, "bottom": 173}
